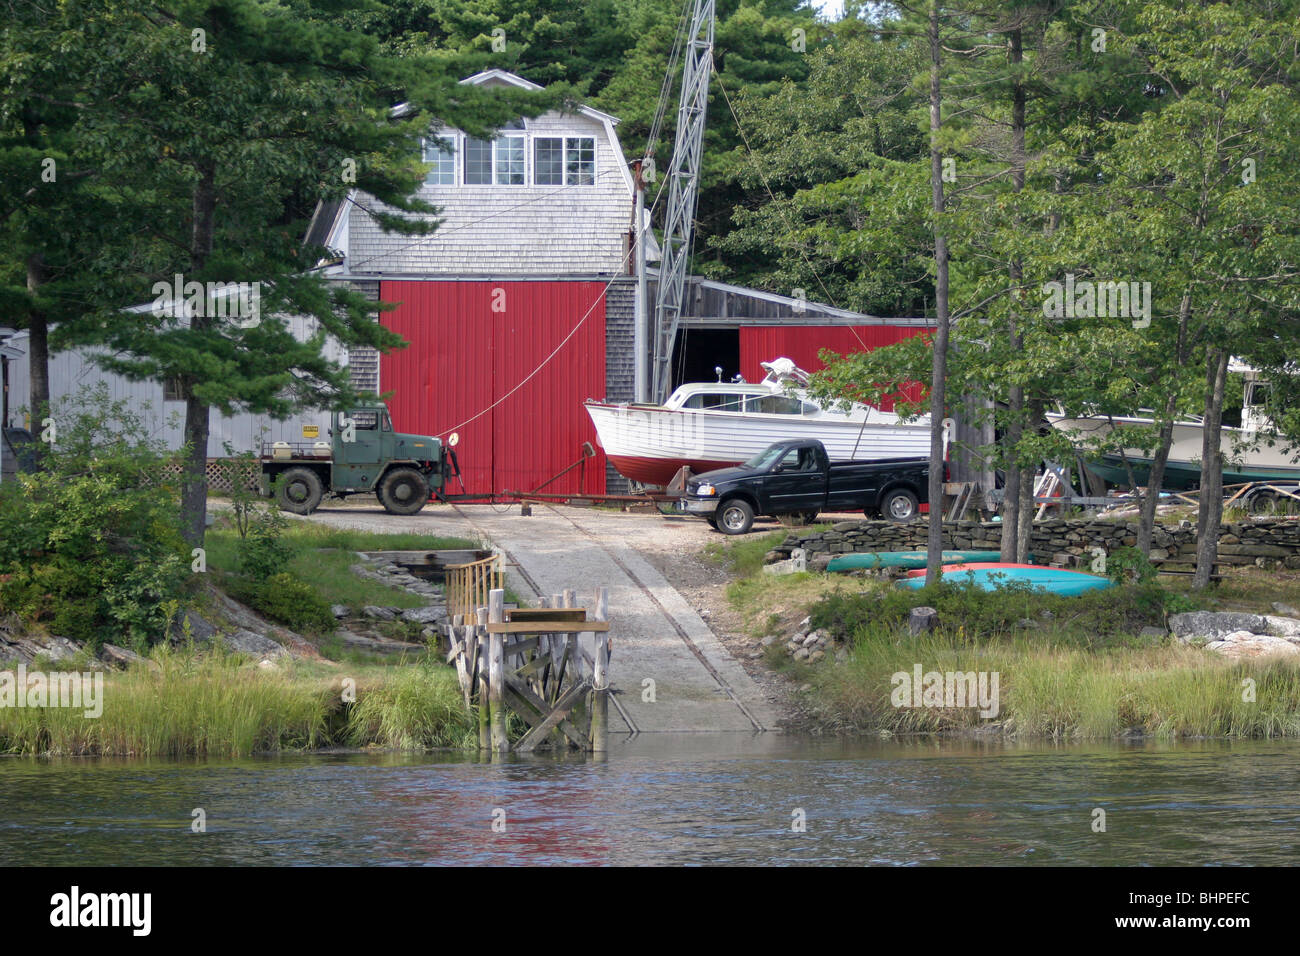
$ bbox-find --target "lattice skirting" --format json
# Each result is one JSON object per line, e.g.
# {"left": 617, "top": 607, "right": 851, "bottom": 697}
{"left": 159, "top": 459, "right": 262, "bottom": 493}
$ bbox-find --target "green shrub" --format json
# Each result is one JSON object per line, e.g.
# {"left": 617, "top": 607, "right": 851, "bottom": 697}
{"left": 233, "top": 572, "right": 337, "bottom": 635}
{"left": 237, "top": 505, "right": 296, "bottom": 579}
{"left": 0, "top": 387, "right": 190, "bottom": 646}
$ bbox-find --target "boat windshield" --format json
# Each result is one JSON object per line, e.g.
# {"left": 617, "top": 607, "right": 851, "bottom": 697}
{"left": 742, "top": 445, "right": 788, "bottom": 471}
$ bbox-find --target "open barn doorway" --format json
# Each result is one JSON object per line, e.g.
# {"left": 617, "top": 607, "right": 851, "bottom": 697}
{"left": 671, "top": 328, "right": 740, "bottom": 391}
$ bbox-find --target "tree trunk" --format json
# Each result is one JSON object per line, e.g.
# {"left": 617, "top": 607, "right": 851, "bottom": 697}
{"left": 180, "top": 163, "right": 218, "bottom": 547}
{"left": 1016, "top": 400, "right": 1042, "bottom": 563}
{"left": 1193, "top": 348, "right": 1230, "bottom": 589}
{"left": 924, "top": 0, "right": 950, "bottom": 585}
{"left": 1001, "top": 29, "right": 1026, "bottom": 563}
{"left": 1000, "top": 414, "right": 1021, "bottom": 561}
{"left": 25, "top": 253, "right": 50, "bottom": 428}
{"left": 1138, "top": 290, "right": 1190, "bottom": 553}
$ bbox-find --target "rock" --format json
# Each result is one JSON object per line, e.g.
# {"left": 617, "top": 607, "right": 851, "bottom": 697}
{"left": 809, "top": 650, "right": 825, "bottom": 662}
{"left": 761, "top": 634, "right": 780, "bottom": 647}
{"left": 168, "top": 610, "right": 218, "bottom": 644}
{"left": 802, "top": 631, "right": 823, "bottom": 647}
{"left": 793, "top": 648, "right": 811, "bottom": 661}
{"left": 1262, "top": 615, "right": 1300, "bottom": 640}
{"left": 835, "top": 649, "right": 849, "bottom": 663}
{"left": 908, "top": 606, "right": 939, "bottom": 635}
{"left": 400, "top": 605, "right": 447, "bottom": 625}
{"left": 363, "top": 606, "right": 396, "bottom": 621}
{"left": 1272, "top": 602, "right": 1300, "bottom": 617}
{"left": 221, "top": 629, "right": 289, "bottom": 658}
{"left": 99, "top": 643, "right": 148, "bottom": 668}
{"left": 1168, "top": 611, "right": 1268, "bottom": 643}
{"left": 799, "top": 616, "right": 811, "bottom": 630}
{"left": 1204, "top": 630, "right": 1300, "bottom": 660}
{"left": 331, "top": 605, "right": 351, "bottom": 619}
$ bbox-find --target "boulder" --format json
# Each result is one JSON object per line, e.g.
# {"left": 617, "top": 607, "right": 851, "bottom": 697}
{"left": 330, "top": 605, "right": 351, "bottom": 619}
{"left": 221, "top": 629, "right": 289, "bottom": 659}
{"left": 362, "top": 606, "right": 397, "bottom": 621}
{"left": 400, "top": 605, "right": 447, "bottom": 625}
{"left": 1204, "top": 631, "right": 1300, "bottom": 661}
{"left": 1168, "top": 611, "right": 1268, "bottom": 644}
{"left": 168, "top": 610, "right": 219, "bottom": 644}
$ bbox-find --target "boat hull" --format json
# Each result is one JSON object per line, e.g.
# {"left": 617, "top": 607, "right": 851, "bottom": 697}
{"left": 828, "top": 551, "right": 1002, "bottom": 572}
{"left": 896, "top": 565, "right": 1113, "bottom": 595}
{"left": 588, "top": 402, "right": 930, "bottom": 487}
{"left": 1048, "top": 414, "right": 1300, "bottom": 489}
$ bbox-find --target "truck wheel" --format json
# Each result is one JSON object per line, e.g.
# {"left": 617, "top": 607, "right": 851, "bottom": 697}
{"left": 881, "top": 488, "right": 919, "bottom": 523}
{"left": 377, "top": 467, "right": 429, "bottom": 516}
{"left": 717, "top": 499, "right": 755, "bottom": 535}
{"left": 276, "top": 467, "right": 324, "bottom": 515}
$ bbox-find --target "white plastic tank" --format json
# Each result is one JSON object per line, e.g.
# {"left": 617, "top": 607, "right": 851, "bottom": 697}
{"left": 272, "top": 441, "right": 292, "bottom": 460}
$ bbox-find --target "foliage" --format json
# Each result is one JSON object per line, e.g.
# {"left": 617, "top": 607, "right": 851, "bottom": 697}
{"left": 0, "top": 388, "right": 189, "bottom": 646}
{"left": 227, "top": 572, "right": 337, "bottom": 636}
{"left": 1103, "top": 546, "right": 1157, "bottom": 586}
{"left": 236, "top": 503, "right": 295, "bottom": 580}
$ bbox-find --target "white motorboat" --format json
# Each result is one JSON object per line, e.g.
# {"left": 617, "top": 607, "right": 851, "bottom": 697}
{"left": 585, "top": 358, "right": 931, "bottom": 486}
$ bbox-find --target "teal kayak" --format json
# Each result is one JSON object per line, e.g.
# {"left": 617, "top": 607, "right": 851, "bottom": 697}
{"left": 895, "top": 565, "right": 1113, "bottom": 596}
{"left": 827, "top": 550, "right": 1004, "bottom": 572}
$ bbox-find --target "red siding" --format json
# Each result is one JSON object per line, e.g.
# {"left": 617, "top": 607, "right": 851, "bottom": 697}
{"left": 739, "top": 325, "right": 927, "bottom": 411}
{"left": 379, "top": 281, "right": 607, "bottom": 497}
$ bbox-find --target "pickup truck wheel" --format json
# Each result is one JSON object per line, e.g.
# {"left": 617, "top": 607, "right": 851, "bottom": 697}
{"left": 276, "top": 467, "right": 324, "bottom": 515}
{"left": 881, "top": 488, "right": 919, "bottom": 523}
{"left": 377, "top": 467, "right": 430, "bottom": 516}
{"left": 705, "top": 513, "right": 719, "bottom": 530}
{"left": 717, "top": 499, "right": 755, "bottom": 535}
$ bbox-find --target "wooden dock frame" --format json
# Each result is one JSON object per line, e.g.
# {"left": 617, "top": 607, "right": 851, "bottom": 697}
{"left": 444, "top": 587, "right": 612, "bottom": 754}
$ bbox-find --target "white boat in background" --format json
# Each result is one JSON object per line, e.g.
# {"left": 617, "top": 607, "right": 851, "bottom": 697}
{"left": 1047, "top": 365, "right": 1300, "bottom": 489}
{"left": 585, "top": 358, "right": 931, "bottom": 486}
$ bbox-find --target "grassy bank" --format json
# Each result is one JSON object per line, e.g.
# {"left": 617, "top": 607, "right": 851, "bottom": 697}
{"left": 704, "top": 525, "right": 1300, "bottom": 738}
{"left": 0, "top": 645, "right": 477, "bottom": 757}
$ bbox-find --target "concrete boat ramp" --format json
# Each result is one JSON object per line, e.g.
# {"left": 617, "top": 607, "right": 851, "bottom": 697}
{"left": 299, "top": 503, "right": 782, "bottom": 735}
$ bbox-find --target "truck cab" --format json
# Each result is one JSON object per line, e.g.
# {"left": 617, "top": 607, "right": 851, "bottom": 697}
{"left": 262, "top": 402, "right": 452, "bottom": 516}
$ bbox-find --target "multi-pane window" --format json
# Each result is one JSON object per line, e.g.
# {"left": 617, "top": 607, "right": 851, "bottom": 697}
{"left": 534, "top": 138, "right": 565, "bottom": 185}
{"left": 534, "top": 136, "right": 595, "bottom": 186}
{"left": 422, "top": 137, "right": 456, "bottom": 185}
{"left": 564, "top": 137, "right": 595, "bottom": 185}
{"left": 494, "top": 134, "right": 525, "bottom": 184}
{"left": 464, "top": 138, "right": 494, "bottom": 184}
{"left": 465, "top": 135, "right": 525, "bottom": 185}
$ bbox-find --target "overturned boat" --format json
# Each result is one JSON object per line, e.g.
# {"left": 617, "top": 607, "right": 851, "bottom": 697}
{"left": 585, "top": 358, "right": 931, "bottom": 486}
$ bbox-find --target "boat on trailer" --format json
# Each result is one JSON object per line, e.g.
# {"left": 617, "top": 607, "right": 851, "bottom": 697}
{"left": 585, "top": 358, "right": 931, "bottom": 487}
{"left": 1047, "top": 365, "right": 1300, "bottom": 490}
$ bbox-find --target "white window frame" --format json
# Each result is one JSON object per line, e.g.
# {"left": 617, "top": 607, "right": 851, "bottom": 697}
{"left": 533, "top": 135, "right": 596, "bottom": 186}
{"left": 422, "top": 133, "right": 458, "bottom": 186}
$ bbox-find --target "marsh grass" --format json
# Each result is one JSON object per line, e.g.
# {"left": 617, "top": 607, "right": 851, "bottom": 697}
{"left": 813, "top": 626, "right": 1300, "bottom": 738}
{"left": 0, "top": 646, "right": 478, "bottom": 756}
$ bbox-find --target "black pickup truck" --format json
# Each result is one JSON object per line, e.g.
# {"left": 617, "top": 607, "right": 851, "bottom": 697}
{"left": 676, "top": 439, "right": 933, "bottom": 534}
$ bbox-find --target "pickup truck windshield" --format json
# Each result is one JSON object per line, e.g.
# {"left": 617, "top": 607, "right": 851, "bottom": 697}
{"left": 742, "top": 445, "right": 789, "bottom": 470}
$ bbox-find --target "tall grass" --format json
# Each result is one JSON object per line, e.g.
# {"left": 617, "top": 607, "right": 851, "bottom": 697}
{"left": 0, "top": 647, "right": 479, "bottom": 756}
{"left": 812, "top": 626, "right": 1300, "bottom": 739}
{"left": 345, "top": 662, "right": 477, "bottom": 750}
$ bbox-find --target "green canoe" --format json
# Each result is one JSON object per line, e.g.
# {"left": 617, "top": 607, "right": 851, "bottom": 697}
{"left": 826, "top": 550, "right": 1005, "bottom": 572}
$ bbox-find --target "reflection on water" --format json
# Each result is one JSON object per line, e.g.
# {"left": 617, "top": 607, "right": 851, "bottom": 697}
{"left": 2, "top": 736, "right": 1298, "bottom": 865}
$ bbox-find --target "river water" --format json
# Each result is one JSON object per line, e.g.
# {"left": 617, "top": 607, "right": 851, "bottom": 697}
{"left": 2, "top": 736, "right": 1298, "bottom": 866}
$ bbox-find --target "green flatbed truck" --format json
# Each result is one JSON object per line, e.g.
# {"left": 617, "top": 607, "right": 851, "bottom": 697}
{"left": 261, "top": 403, "right": 456, "bottom": 516}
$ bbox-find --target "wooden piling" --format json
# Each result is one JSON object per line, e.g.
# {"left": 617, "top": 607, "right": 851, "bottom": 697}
{"left": 590, "top": 587, "right": 610, "bottom": 753}
{"left": 488, "top": 589, "right": 508, "bottom": 753}
{"left": 475, "top": 606, "right": 490, "bottom": 751}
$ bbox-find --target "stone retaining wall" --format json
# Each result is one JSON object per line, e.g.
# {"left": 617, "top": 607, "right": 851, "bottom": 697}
{"left": 769, "top": 518, "right": 1300, "bottom": 571}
